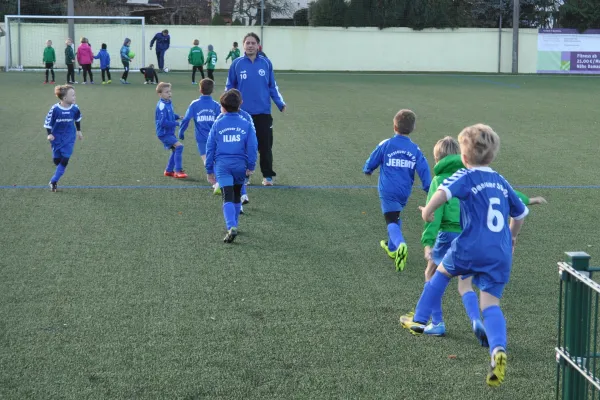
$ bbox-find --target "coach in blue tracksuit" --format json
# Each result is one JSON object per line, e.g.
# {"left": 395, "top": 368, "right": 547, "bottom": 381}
{"left": 206, "top": 89, "right": 258, "bottom": 243}
{"left": 150, "top": 29, "right": 170, "bottom": 71}
{"left": 225, "top": 32, "right": 285, "bottom": 187}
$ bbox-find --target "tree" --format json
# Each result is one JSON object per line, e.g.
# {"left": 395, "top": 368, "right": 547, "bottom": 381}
{"left": 293, "top": 8, "right": 309, "bottom": 26}
{"left": 309, "top": 0, "right": 347, "bottom": 26}
{"left": 559, "top": 0, "right": 600, "bottom": 31}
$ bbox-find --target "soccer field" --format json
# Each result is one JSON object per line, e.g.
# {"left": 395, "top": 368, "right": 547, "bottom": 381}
{"left": 1, "top": 71, "right": 599, "bottom": 399}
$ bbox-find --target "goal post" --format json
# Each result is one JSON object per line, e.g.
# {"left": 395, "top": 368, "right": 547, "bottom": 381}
{"left": 4, "top": 15, "right": 145, "bottom": 72}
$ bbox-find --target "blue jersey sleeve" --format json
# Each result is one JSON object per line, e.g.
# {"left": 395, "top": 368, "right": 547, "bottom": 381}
{"left": 179, "top": 104, "right": 193, "bottom": 138}
{"left": 225, "top": 60, "right": 238, "bottom": 90}
{"left": 439, "top": 169, "right": 470, "bottom": 201}
{"left": 416, "top": 151, "right": 432, "bottom": 192}
{"left": 246, "top": 121, "right": 258, "bottom": 171}
{"left": 267, "top": 61, "right": 285, "bottom": 111}
{"left": 363, "top": 141, "right": 385, "bottom": 174}
{"left": 150, "top": 34, "right": 157, "bottom": 48}
{"left": 156, "top": 105, "right": 178, "bottom": 129}
{"left": 43, "top": 105, "right": 57, "bottom": 130}
{"left": 506, "top": 181, "right": 529, "bottom": 220}
{"left": 205, "top": 124, "right": 217, "bottom": 174}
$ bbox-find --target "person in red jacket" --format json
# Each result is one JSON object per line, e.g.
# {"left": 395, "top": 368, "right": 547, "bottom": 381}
{"left": 77, "top": 37, "right": 95, "bottom": 84}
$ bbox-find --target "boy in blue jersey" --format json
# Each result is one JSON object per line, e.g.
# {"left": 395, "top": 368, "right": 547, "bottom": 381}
{"left": 401, "top": 124, "right": 529, "bottom": 387}
{"left": 179, "top": 78, "right": 221, "bottom": 192}
{"left": 205, "top": 89, "right": 258, "bottom": 243}
{"left": 155, "top": 82, "right": 187, "bottom": 178}
{"left": 363, "top": 109, "right": 432, "bottom": 272}
{"left": 44, "top": 85, "right": 83, "bottom": 192}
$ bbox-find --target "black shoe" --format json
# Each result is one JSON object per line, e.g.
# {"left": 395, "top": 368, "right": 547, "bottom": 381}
{"left": 223, "top": 227, "right": 238, "bottom": 243}
{"left": 49, "top": 181, "right": 57, "bottom": 192}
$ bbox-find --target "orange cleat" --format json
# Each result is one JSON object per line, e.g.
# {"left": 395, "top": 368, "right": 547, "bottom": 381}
{"left": 174, "top": 171, "right": 188, "bottom": 179}
{"left": 164, "top": 170, "right": 175, "bottom": 177}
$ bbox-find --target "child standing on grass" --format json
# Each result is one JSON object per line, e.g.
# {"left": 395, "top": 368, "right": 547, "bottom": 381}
{"left": 363, "top": 109, "right": 432, "bottom": 272}
{"left": 156, "top": 82, "right": 187, "bottom": 178}
{"left": 188, "top": 39, "right": 205, "bottom": 84}
{"left": 93, "top": 43, "right": 111, "bottom": 84}
{"left": 205, "top": 44, "right": 217, "bottom": 81}
{"left": 226, "top": 42, "right": 240, "bottom": 63}
{"left": 140, "top": 64, "right": 159, "bottom": 84}
{"left": 44, "top": 85, "right": 83, "bottom": 192}
{"left": 120, "top": 38, "right": 132, "bottom": 84}
{"left": 43, "top": 40, "right": 56, "bottom": 84}
{"left": 205, "top": 89, "right": 257, "bottom": 243}
{"left": 179, "top": 78, "right": 221, "bottom": 191}
{"left": 76, "top": 37, "right": 94, "bottom": 84}
{"left": 401, "top": 124, "right": 529, "bottom": 388}
{"left": 413, "top": 136, "right": 546, "bottom": 340}
{"left": 65, "top": 38, "right": 76, "bottom": 84}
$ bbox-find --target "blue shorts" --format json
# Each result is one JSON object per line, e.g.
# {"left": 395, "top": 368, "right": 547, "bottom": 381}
{"left": 159, "top": 135, "right": 178, "bottom": 150}
{"left": 379, "top": 192, "right": 408, "bottom": 214}
{"left": 196, "top": 139, "right": 207, "bottom": 156}
{"left": 431, "top": 231, "right": 460, "bottom": 266}
{"left": 51, "top": 141, "right": 75, "bottom": 159}
{"left": 215, "top": 163, "right": 246, "bottom": 187}
{"left": 441, "top": 246, "right": 507, "bottom": 299}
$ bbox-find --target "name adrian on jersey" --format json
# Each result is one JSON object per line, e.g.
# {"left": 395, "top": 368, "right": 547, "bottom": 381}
{"left": 196, "top": 115, "right": 215, "bottom": 122}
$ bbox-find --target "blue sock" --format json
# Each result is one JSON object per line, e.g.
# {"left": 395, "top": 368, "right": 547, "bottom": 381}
{"left": 482, "top": 305, "right": 507, "bottom": 355}
{"left": 223, "top": 202, "right": 236, "bottom": 230}
{"left": 387, "top": 220, "right": 404, "bottom": 252}
{"left": 241, "top": 183, "right": 247, "bottom": 196}
{"left": 174, "top": 145, "right": 184, "bottom": 171}
{"left": 461, "top": 291, "right": 480, "bottom": 322}
{"left": 429, "top": 282, "right": 444, "bottom": 325}
{"left": 166, "top": 151, "right": 175, "bottom": 172}
{"left": 414, "top": 271, "right": 451, "bottom": 324}
{"left": 51, "top": 164, "right": 66, "bottom": 183}
{"left": 234, "top": 202, "right": 241, "bottom": 225}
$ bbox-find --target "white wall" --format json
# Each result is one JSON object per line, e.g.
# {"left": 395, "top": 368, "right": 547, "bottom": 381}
{"left": 0, "top": 23, "right": 538, "bottom": 73}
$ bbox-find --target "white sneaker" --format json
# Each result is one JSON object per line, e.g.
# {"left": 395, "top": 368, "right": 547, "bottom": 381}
{"left": 212, "top": 183, "right": 221, "bottom": 195}
{"left": 241, "top": 194, "right": 249, "bottom": 204}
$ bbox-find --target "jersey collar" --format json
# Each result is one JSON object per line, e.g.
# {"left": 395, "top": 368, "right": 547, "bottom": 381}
{"left": 470, "top": 166, "right": 494, "bottom": 172}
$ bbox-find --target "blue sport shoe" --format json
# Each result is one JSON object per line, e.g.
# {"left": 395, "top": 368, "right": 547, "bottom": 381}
{"left": 424, "top": 322, "right": 446, "bottom": 336}
{"left": 472, "top": 319, "right": 489, "bottom": 347}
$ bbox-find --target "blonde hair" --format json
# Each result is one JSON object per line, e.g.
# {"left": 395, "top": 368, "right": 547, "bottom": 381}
{"left": 193, "top": 39, "right": 199, "bottom": 45}
{"left": 54, "top": 85, "right": 74, "bottom": 100}
{"left": 434, "top": 136, "right": 460, "bottom": 162}
{"left": 80, "top": 37, "right": 88, "bottom": 44}
{"left": 458, "top": 124, "right": 500, "bottom": 166}
{"left": 156, "top": 82, "right": 171, "bottom": 94}
{"left": 393, "top": 109, "right": 416, "bottom": 135}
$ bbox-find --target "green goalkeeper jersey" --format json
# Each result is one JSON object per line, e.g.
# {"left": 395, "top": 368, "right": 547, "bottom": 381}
{"left": 206, "top": 51, "right": 217, "bottom": 69}
{"left": 226, "top": 48, "right": 240, "bottom": 62}
{"left": 43, "top": 47, "right": 56, "bottom": 63}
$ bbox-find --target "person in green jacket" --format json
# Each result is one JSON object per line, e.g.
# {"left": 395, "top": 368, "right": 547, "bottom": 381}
{"left": 64, "top": 38, "right": 76, "bottom": 84}
{"left": 226, "top": 42, "right": 240, "bottom": 63}
{"left": 205, "top": 44, "right": 217, "bottom": 81}
{"left": 188, "top": 39, "right": 205, "bottom": 84}
{"left": 411, "top": 136, "right": 546, "bottom": 339}
{"left": 43, "top": 40, "right": 56, "bottom": 84}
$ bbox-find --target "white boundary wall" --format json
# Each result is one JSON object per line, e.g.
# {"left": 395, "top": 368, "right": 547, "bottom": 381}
{"left": 0, "top": 24, "right": 538, "bottom": 73}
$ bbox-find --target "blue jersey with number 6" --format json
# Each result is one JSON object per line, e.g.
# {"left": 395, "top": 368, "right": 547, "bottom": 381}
{"left": 439, "top": 167, "right": 528, "bottom": 279}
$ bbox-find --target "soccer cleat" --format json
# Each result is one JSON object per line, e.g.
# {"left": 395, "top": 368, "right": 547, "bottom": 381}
{"left": 223, "top": 227, "right": 238, "bottom": 243}
{"left": 240, "top": 205, "right": 244, "bottom": 214}
{"left": 174, "top": 171, "right": 188, "bottom": 179}
{"left": 262, "top": 177, "right": 273, "bottom": 186}
{"left": 192, "top": 81, "right": 197, "bottom": 85}
{"left": 164, "top": 170, "right": 175, "bottom": 177}
{"left": 43, "top": 81, "right": 48, "bottom": 84}
{"left": 213, "top": 183, "right": 221, "bottom": 195}
{"left": 394, "top": 242, "right": 408, "bottom": 272}
{"left": 472, "top": 319, "right": 490, "bottom": 347}
{"left": 49, "top": 181, "right": 57, "bottom": 192}
{"left": 241, "top": 194, "right": 249, "bottom": 204}
{"left": 380, "top": 240, "right": 395, "bottom": 259}
{"left": 50, "top": 81, "right": 55, "bottom": 84}
{"left": 486, "top": 348, "right": 507, "bottom": 387}
{"left": 107, "top": 80, "right": 112, "bottom": 84}
{"left": 144, "top": 81, "right": 149, "bottom": 85}
{"left": 424, "top": 322, "right": 446, "bottom": 336}
{"left": 120, "top": 79, "right": 126, "bottom": 84}
{"left": 399, "top": 312, "right": 425, "bottom": 336}
{"left": 102, "top": 81, "right": 107, "bottom": 85}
